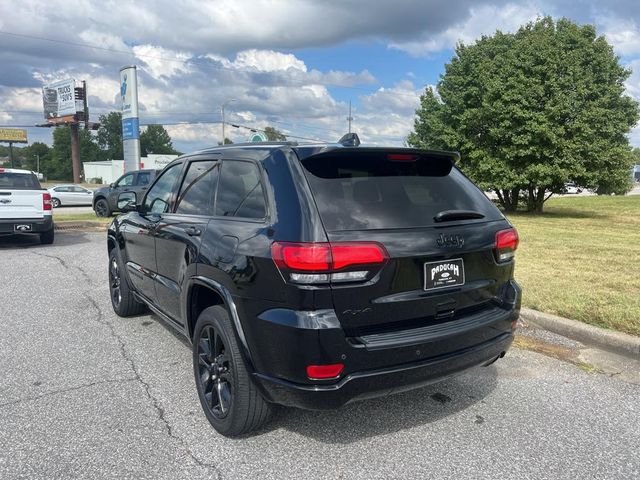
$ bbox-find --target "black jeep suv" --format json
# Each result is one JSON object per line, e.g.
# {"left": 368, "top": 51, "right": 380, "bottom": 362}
{"left": 106, "top": 138, "right": 521, "bottom": 436}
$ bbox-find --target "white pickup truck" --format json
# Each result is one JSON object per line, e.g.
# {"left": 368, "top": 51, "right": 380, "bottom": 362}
{"left": 0, "top": 167, "right": 54, "bottom": 244}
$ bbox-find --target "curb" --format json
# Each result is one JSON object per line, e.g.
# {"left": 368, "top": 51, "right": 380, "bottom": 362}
{"left": 520, "top": 308, "right": 640, "bottom": 359}
{"left": 54, "top": 221, "right": 109, "bottom": 232}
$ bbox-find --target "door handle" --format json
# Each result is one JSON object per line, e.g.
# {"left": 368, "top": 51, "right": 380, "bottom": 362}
{"left": 184, "top": 226, "right": 202, "bottom": 237}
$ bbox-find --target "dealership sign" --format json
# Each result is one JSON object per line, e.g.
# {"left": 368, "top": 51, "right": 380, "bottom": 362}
{"left": 120, "top": 65, "right": 141, "bottom": 172}
{"left": 42, "top": 79, "right": 80, "bottom": 120}
{"left": 0, "top": 128, "right": 28, "bottom": 143}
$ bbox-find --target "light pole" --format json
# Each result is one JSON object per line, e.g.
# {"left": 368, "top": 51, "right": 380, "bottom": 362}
{"left": 34, "top": 154, "right": 40, "bottom": 173}
{"left": 220, "top": 99, "right": 237, "bottom": 145}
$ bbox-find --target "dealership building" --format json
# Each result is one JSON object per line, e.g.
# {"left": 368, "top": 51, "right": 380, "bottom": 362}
{"left": 83, "top": 154, "right": 178, "bottom": 184}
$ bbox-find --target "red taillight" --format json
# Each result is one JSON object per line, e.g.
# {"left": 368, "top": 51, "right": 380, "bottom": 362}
{"left": 272, "top": 242, "right": 331, "bottom": 271}
{"left": 387, "top": 153, "right": 417, "bottom": 162}
{"left": 43, "top": 192, "right": 52, "bottom": 211}
{"left": 306, "top": 363, "right": 344, "bottom": 380}
{"left": 271, "top": 241, "right": 388, "bottom": 284}
{"left": 495, "top": 228, "right": 519, "bottom": 262}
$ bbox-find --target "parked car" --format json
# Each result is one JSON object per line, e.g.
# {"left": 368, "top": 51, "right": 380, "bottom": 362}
{"left": 93, "top": 169, "right": 159, "bottom": 217}
{"left": 48, "top": 184, "right": 94, "bottom": 207}
{"left": 562, "top": 183, "right": 583, "bottom": 194}
{"left": 0, "top": 167, "right": 54, "bottom": 244}
{"left": 106, "top": 137, "right": 521, "bottom": 436}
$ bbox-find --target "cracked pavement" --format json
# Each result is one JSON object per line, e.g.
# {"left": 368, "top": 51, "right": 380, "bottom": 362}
{"left": 1, "top": 232, "right": 639, "bottom": 479}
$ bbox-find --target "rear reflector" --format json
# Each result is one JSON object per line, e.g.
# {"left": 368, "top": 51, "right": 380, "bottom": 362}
{"left": 43, "top": 192, "right": 52, "bottom": 211}
{"left": 306, "top": 364, "right": 344, "bottom": 380}
{"left": 495, "top": 228, "right": 519, "bottom": 262}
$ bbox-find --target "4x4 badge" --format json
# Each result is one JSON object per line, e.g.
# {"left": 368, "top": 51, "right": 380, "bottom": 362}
{"left": 436, "top": 233, "right": 465, "bottom": 248}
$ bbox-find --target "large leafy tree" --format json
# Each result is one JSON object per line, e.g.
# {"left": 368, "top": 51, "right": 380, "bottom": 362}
{"left": 408, "top": 17, "right": 639, "bottom": 212}
{"left": 140, "top": 124, "right": 180, "bottom": 156}
{"left": 20, "top": 142, "right": 51, "bottom": 172}
{"left": 48, "top": 126, "right": 100, "bottom": 180}
{"left": 96, "top": 111, "right": 123, "bottom": 161}
{"left": 264, "top": 126, "right": 287, "bottom": 141}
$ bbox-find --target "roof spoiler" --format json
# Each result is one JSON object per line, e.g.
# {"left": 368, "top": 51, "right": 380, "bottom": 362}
{"left": 338, "top": 133, "right": 360, "bottom": 147}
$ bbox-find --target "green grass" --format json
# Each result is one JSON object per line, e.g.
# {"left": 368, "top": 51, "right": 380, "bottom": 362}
{"left": 507, "top": 195, "right": 640, "bottom": 336}
{"left": 54, "top": 213, "right": 111, "bottom": 222}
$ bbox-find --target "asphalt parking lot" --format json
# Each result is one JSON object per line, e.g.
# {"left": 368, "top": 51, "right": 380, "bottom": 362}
{"left": 0, "top": 232, "right": 639, "bottom": 480}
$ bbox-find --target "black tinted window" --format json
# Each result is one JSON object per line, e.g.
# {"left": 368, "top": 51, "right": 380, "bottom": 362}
{"left": 215, "top": 161, "right": 266, "bottom": 219}
{"left": 136, "top": 172, "right": 151, "bottom": 186}
{"left": 176, "top": 161, "right": 218, "bottom": 215}
{"left": 143, "top": 164, "right": 182, "bottom": 214}
{"left": 0, "top": 172, "right": 41, "bottom": 189}
{"left": 300, "top": 151, "right": 502, "bottom": 231}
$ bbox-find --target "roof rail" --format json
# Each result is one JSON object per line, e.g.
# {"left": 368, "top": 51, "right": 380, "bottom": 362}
{"left": 338, "top": 133, "right": 360, "bottom": 147}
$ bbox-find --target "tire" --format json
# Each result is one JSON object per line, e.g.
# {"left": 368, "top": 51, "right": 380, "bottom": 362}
{"left": 193, "top": 306, "right": 273, "bottom": 437}
{"left": 108, "top": 248, "right": 146, "bottom": 317}
{"left": 95, "top": 198, "right": 111, "bottom": 217}
{"left": 51, "top": 198, "right": 61, "bottom": 208}
{"left": 40, "top": 228, "right": 55, "bottom": 245}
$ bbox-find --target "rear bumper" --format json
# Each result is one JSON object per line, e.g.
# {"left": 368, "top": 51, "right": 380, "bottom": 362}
{"left": 0, "top": 216, "right": 53, "bottom": 234}
{"left": 254, "top": 333, "right": 512, "bottom": 410}
{"left": 247, "top": 280, "right": 521, "bottom": 410}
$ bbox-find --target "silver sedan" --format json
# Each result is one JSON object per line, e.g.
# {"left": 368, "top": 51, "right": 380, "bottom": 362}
{"left": 48, "top": 185, "right": 94, "bottom": 208}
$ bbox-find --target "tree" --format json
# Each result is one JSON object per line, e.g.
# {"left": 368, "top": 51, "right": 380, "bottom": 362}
{"left": 48, "top": 126, "right": 100, "bottom": 180}
{"left": 140, "top": 124, "right": 180, "bottom": 156}
{"left": 264, "top": 126, "right": 287, "bottom": 141}
{"left": 21, "top": 142, "right": 51, "bottom": 172}
{"left": 218, "top": 137, "right": 234, "bottom": 145}
{"left": 96, "top": 111, "right": 123, "bottom": 161}
{"left": 408, "top": 17, "right": 639, "bottom": 212}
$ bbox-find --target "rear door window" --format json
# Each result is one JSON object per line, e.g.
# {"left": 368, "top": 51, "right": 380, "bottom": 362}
{"left": 136, "top": 171, "right": 151, "bottom": 186}
{"left": 175, "top": 160, "right": 219, "bottom": 215}
{"left": 215, "top": 161, "right": 267, "bottom": 219}
{"left": 300, "top": 150, "right": 502, "bottom": 231}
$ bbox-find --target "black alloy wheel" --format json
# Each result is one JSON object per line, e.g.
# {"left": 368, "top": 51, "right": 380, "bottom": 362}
{"left": 95, "top": 198, "right": 110, "bottom": 217}
{"left": 196, "top": 325, "right": 233, "bottom": 419}
{"left": 109, "top": 255, "right": 122, "bottom": 310}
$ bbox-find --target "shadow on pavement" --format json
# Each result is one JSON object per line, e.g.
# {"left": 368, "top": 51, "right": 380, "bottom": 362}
{"left": 143, "top": 306, "right": 499, "bottom": 444}
{"left": 0, "top": 231, "right": 95, "bottom": 250}
{"left": 261, "top": 365, "right": 498, "bottom": 444}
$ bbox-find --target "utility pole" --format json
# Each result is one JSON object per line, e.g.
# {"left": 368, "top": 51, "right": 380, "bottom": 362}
{"left": 34, "top": 154, "right": 40, "bottom": 173}
{"left": 9, "top": 142, "right": 14, "bottom": 168}
{"left": 347, "top": 100, "right": 353, "bottom": 133}
{"left": 70, "top": 123, "right": 81, "bottom": 183}
{"left": 220, "top": 99, "right": 237, "bottom": 145}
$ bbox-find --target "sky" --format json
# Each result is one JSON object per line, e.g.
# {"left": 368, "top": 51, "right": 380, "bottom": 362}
{"left": 2, "top": 0, "right": 640, "bottom": 154}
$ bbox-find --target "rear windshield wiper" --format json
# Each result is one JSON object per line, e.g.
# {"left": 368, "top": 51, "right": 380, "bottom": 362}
{"left": 434, "top": 210, "right": 485, "bottom": 222}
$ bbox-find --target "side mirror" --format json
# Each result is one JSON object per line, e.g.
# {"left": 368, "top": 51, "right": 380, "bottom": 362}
{"left": 110, "top": 182, "right": 115, "bottom": 188}
{"left": 117, "top": 192, "right": 138, "bottom": 212}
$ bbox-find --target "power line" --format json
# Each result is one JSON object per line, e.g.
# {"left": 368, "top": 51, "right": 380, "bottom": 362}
{"left": 0, "top": 30, "right": 422, "bottom": 99}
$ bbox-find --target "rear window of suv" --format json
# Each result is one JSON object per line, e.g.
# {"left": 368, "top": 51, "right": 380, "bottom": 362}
{"left": 0, "top": 172, "right": 42, "bottom": 190}
{"left": 299, "top": 150, "right": 502, "bottom": 231}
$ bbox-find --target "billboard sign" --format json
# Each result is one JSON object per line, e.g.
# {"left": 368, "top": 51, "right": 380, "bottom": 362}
{"left": 0, "top": 128, "right": 28, "bottom": 143}
{"left": 42, "top": 79, "right": 77, "bottom": 120}
{"left": 120, "top": 66, "right": 141, "bottom": 172}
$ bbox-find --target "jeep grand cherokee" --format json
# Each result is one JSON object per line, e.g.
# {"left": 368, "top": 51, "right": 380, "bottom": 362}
{"left": 106, "top": 137, "right": 521, "bottom": 436}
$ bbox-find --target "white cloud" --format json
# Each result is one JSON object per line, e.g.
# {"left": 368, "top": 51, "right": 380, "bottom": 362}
{"left": 390, "top": 3, "right": 540, "bottom": 56}
{"left": 133, "top": 45, "right": 192, "bottom": 80}
{"left": 602, "top": 19, "right": 640, "bottom": 56}
{"left": 232, "top": 50, "right": 307, "bottom": 72}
